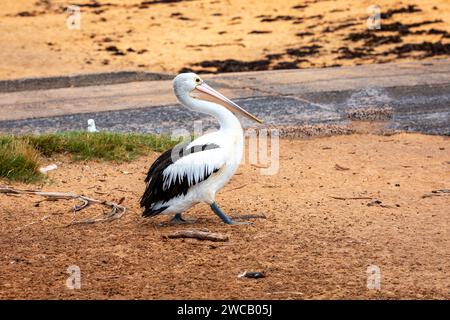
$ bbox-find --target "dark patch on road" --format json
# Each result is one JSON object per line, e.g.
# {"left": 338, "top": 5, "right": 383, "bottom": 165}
{"left": 190, "top": 59, "right": 271, "bottom": 73}
{"left": 272, "top": 61, "right": 301, "bottom": 70}
{"left": 323, "top": 22, "right": 358, "bottom": 33}
{"left": 249, "top": 30, "right": 272, "bottom": 34}
{"left": 296, "top": 31, "right": 314, "bottom": 37}
{"left": 286, "top": 45, "right": 322, "bottom": 57}
{"left": 258, "top": 15, "right": 297, "bottom": 22}
{"left": 14, "top": 11, "right": 42, "bottom": 17}
{"left": 345, "top": 32, "right": 402, "bottom": 46}
{"left": 381, "top": 4, "right": 422, "bottom": 19}
{"left": 184, "top": 45, "right": 322, "bottom": 73}
{"left": 140, "top": 0, "right": 189, "bottom": 6}
{"left": 105, "top": 46, "right": 126, "bottom": 56}
{"left": 339, "top": 16, "right": 449, "bottom": 61}
{"left": 336, "top": 47, "right": 374, "bottom": 60}
{"left": 381, "top": 20, "right": 443, "bottom": 34}
{"left": 292, "top": 4, "right": 308, "bottom": 10}
{"left": 392, "top": 42, "right": 450, "bottom": 58}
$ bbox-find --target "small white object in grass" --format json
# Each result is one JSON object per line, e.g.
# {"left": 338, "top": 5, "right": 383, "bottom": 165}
{"left": 87, "top": 119, "right": 98, "bottom": 132}
{"left": 39, "top": 164, "right": 58, "bottom": 174}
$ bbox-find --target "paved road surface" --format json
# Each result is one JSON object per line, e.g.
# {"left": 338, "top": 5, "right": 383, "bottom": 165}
{"left": 0, "top": 60, "right": 449, "bottom": 135}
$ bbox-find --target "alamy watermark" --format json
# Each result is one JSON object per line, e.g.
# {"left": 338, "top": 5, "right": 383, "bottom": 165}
{"left": 66, "top": 265, "right": 81, "bottom": 290}
{"left": 367, "top": 5, "right": 381, "bottom": 30}
{"left": 169, "top": 121, "right": 280, "bottom": 176}
{"left": 366, "top": 265, "right": 381, "bottom": 290}
{"left": 66, "top": 5, "right": 81, "bottom": 30}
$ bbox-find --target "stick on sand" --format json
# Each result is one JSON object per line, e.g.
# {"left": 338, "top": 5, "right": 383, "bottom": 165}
{"left": 166, "top": 230, "right": 229, "bottom": 242}
{"left": 0, "top": 186, "right": 126, "bottom": 226}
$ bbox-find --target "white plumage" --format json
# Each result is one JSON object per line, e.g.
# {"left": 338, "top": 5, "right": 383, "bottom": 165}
{"left": 140, "top": 73, "right": 262, "bottom": 224}
{"left": 87, "top": 119, "right": 98, "bottom": 132}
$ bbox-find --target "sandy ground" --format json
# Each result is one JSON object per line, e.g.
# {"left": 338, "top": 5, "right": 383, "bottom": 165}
{"left": 0, "top": 133, "right": 449, "bottom": 299}
{"left": 0, "top": 0, "right": 449, "bottom": 79}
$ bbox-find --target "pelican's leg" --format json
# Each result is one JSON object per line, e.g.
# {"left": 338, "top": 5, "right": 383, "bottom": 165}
{"left": 210, "top": 202, "right": 251, "bottom": 225}
{"left": 170, "top": 213, "right": 196, "bottom": 224}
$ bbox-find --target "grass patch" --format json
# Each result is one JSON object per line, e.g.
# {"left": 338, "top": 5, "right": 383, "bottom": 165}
{"left": 0, "top": 136, "right": 41, "bottom": 183}
{"left": 0, "top": 131, "right": 180, "bottom": 182}
{"left": 25, "top": 131, "right": 177, "bottom": 161}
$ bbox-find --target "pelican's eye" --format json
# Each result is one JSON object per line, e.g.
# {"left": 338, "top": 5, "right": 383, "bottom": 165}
{"left": 195, "top": 78, "right": 202, "bottom": 84}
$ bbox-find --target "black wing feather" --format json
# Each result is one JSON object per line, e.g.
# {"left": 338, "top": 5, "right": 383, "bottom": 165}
{"left": 140, "top": 142, "right": 220, "bottom": 217}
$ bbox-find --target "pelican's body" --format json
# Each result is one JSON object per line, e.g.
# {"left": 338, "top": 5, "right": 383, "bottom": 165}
{"left": 140, "top": 73, "right": 262, "bottom": 224}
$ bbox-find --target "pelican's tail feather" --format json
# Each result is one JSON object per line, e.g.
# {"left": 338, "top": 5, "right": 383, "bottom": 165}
{"left": 142, "top": 206, "right": 168, "bottom": 218}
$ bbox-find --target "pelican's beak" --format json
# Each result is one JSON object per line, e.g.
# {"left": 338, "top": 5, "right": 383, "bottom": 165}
{"left": 193, "top": 82, "right": 263, "bottom": 124}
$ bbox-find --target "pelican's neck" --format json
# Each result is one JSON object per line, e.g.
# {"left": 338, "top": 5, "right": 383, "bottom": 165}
{"left": 185, "top": 98, "right": 243, "bottom": 133}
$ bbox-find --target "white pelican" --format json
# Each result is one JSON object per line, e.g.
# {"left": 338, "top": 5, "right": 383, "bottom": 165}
{"left": 140, "top": 73, "right": 263, "bottom": 224}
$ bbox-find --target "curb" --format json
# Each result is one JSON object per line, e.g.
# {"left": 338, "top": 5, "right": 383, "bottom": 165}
{"left": 0, "top": 71, "right": 174, "bottom": 93}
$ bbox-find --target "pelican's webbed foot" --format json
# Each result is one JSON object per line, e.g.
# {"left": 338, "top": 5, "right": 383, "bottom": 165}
{"left": 170, "top": 213, "right": 197, "bottom": 224}
{"left": 210, "top": 202, "right": 253, "bottom": 225}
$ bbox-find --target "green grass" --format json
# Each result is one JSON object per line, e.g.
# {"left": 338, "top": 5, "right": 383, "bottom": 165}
{"left": 0, "top": 136, "right": 41, "bottom": 183}
{"left": 0, "top": 131, "right": 179, "bottom": 182}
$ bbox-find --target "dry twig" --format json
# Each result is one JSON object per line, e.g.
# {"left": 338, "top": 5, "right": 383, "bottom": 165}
{"left": 334, "top": 164, "right": 350, "bottom": 171}
{"left": 422, "top": 189, "right": 450, "bottom": 199}
{"left": 224, "top": 184, "right": 248, "bottom": 193}
{"left": 231, "top": 213, "right": 267, "bottom": 220}
{"left": 330, "top": 196, "right": 373, "bottom": 200}
{"left": 251, "top": 164, "right": 270, "bottom": 169}
{"left": 165, "top": 230, "right": 229, "bottom": 242}
{"left": 0, "top": 186, "right": 126, "bottom": 226}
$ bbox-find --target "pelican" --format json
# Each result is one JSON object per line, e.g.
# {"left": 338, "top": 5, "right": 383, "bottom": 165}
{"left": 140, "top": 73, "right": 263, "bottom": 224}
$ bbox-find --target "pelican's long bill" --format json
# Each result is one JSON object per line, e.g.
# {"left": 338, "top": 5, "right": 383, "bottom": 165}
{"left": 193, "top": 83, "right": 263, "bottom": 123}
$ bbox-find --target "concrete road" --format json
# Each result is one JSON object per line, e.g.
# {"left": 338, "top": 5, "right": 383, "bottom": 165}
{"left": 0, "top": 59, "right": 449, "bottom": 135}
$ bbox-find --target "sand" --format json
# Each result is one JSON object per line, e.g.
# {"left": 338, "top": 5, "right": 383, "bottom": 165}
{"left": 1, "top": 0, "right": 449, "bottom": 300}
{"left": 0, "top": 133, "right": 449, "bottom": 299}
{"left": 1, "top": 0, "right": 449, "bottom": 79}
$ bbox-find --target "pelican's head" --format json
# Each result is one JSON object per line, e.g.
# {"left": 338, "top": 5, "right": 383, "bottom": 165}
{"left": 173, "top": 73, "right": 263, "bottom": 123}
